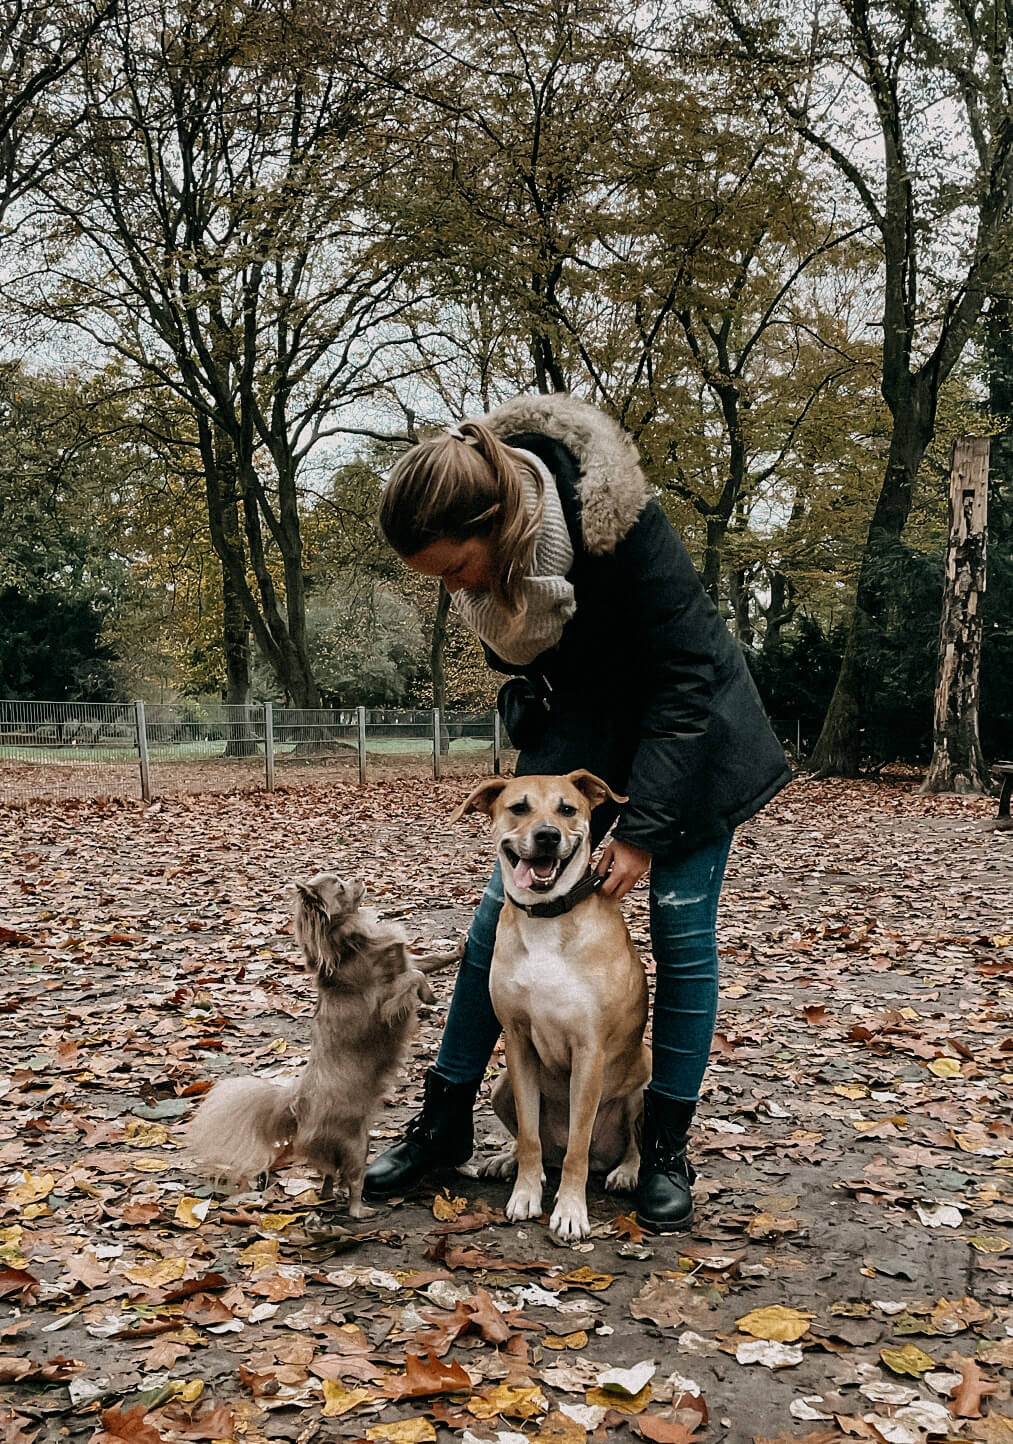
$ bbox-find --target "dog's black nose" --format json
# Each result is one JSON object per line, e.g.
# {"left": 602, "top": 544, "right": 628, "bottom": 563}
{"left": 533, "top": 825, "right": 562, "bottom": 851}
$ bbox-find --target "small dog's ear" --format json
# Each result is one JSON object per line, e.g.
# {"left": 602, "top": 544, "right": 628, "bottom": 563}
{"left": 350, "top": 880, "right": 366, "bottom": 905}
{"left": 565, "top": 769, "right": 628, "bottom": 810}
{"left": 292, "top": 883, "right": 332, "bottom": 971}
{"left": 450, "top": 777, "right": 508, "bottom": 823}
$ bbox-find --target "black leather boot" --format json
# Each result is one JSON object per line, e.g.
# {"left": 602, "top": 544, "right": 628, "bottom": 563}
{"left": 636, "top": 1090, "right": 697, "bottom": 1233}
{"left": 363, "top": 1068, "right": 481, "bottom": 1201}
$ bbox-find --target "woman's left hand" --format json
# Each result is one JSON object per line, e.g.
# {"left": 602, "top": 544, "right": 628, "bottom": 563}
{"left": 596, "top": 840, "right": 652, "bottom": 899}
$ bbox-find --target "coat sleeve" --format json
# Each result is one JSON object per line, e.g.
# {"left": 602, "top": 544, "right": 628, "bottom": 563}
{"left": 607, "top": 500, "right": 726, "bottom": 855}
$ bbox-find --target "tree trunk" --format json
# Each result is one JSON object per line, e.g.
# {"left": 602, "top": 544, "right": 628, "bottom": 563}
{"left": 808, "top": 387, "right": 932, "bottom": 775}
{"left": 431, "top": 583, "right": 451, "bottom": 753}
{"left": 729, "top": 567, "right": 753, "bottom": 645}
{"left": 701, "top": 515, "right": 728, "bottom": 606}
{"left": 217, "top": 432, "right": 258, "bottom": 758}
{"left": 921, "top": 438, "right": 990, "bottom": 793}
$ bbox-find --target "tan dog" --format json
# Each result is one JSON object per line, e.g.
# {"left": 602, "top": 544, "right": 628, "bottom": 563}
{"left": 451, "top": 771, "right": 651, "bottom": 1241}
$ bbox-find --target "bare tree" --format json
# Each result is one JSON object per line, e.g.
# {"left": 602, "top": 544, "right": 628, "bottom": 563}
{"left": 714, "top": 0, "right": 1013, "bottom": 774}
{"left": 32, "top": 0, "right": 428, "bottom": 708}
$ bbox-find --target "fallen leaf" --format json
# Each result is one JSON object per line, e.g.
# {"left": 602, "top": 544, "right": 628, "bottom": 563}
{"left": 879, "top": 1344, "right": 935, "bottom": 1377}
{"left": 735, "top": 1306, "right": 813, "bottom": 1343}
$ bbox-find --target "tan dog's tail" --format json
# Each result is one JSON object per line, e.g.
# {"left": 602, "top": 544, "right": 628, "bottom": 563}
{"left": 186, "top": 1076, "right": 298, "bottom": 1189}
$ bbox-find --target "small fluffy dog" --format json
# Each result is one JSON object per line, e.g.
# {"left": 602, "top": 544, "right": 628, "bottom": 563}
{"left": 186, "top": 873, "right": 460, "bottom": 1216}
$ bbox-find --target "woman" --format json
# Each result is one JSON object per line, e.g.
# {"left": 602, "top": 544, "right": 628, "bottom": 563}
{"left": 365, "top": 393, "right": 789, "bottom": 1232}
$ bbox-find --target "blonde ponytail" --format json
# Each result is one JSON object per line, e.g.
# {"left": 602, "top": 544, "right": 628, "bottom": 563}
{"left": 380, "top": 421, "right": 545, "bottom": 616}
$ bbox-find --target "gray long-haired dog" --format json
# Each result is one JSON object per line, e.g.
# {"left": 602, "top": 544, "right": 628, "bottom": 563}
{"left": 186, "top": 873, "right": 460, "bottom": 1216}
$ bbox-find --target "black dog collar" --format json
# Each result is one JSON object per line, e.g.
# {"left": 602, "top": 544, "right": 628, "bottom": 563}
{"left": 511, "top": 867, "right": 605, "bottom": 919}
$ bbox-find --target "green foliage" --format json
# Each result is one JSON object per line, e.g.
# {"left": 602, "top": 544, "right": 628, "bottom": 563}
{"left": 0, "top": 586, "right": 118, "bottom": 699}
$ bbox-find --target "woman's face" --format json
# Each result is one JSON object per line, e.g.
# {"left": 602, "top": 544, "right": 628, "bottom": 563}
{"left": 406, "top": 536, "right": 495, "bottom": 593}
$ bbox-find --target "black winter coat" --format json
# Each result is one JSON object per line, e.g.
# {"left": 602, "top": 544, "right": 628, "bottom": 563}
{"left": 472, "top": 398, "right": 790, "bottom": 860}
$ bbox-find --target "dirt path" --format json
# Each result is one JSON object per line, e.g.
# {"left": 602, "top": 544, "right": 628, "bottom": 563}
{"left": 1, "top": 777, "right": 1010, "bottom": 1443}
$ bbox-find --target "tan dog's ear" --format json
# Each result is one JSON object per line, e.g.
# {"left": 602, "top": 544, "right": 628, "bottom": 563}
{"left": 565, "top": 769, "right": 629, "bottom": 809}
{"left": 450, "top": 777, "right": 508, "bottom": 823}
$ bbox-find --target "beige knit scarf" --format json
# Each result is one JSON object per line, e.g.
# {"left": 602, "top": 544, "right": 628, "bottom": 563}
{"left": 451, "top": 449, "right": 576, "bottom": 665}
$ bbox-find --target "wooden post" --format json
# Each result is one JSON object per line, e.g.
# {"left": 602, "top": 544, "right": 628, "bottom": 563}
{"left": 357, "top": 706, "right": 367, "bottom": 783}
{"left": 493, "top": 711, "right": 501, "bottom": 775}
{"left": 135, "top": 700, "right": 151, "bottom": 802}
{"left": 433, "top": 708, "right": 441, "bottom": 780}
{"left": 264, "top": 702, "right": 275, "bottom": 792}
{"left": 921, "top": 437, "right": 990, "bottom": 794}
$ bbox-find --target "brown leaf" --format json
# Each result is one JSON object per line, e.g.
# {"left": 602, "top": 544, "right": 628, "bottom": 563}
{"left": 386, "top": 1353, "right": 471, "bottom": 1398}
{"left": 91, "top": 1405, "right": 165, "bottom": 1444}
{"left": 637, "top": 1414, "right": 700, "bottom": 1442}
{"left": 0, "top": 1268, "right": 40, "bottom": 1304}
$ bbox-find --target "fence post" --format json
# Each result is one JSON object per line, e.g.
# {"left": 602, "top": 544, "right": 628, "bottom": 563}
{"left": 264, "top": 702, "right": 275, "bottom": 792}
{"left": 493, "top": 710, "right": 501, "bottom": 775}
{"left": 357, "top": 705, "right": 367, "bottom": 783}
{"left": 135, "top": 700, "right": 151, "bottom": 802}
{"left": 796, "top": 719, "right": 801, "bottom": 756}
{"left": 433, "top": 707, "right": 441, "bottom": 781}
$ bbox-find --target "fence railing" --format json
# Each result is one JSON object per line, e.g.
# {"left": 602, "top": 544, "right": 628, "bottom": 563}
{"left": 0, "top": 699, "right": 510, "bottom": 805}
{"left": 1, "top": 698, "right": 807, "bottom": 806}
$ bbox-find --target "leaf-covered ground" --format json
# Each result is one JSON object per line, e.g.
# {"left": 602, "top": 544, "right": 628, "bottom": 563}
{"left": 1, "top": 775, "right": 1011, "bottom": 1444}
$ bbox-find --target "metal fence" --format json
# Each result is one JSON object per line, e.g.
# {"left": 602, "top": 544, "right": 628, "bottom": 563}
{"left": 0, "top": 700, "right": 514, "bottom": 805}
{"left": 1, "top": 698, "right": 808, "bottom": 807}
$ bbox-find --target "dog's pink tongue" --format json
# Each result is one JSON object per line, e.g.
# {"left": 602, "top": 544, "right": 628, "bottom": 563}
{"left": 513, "top": 859, "right": 536, "bottom": 890}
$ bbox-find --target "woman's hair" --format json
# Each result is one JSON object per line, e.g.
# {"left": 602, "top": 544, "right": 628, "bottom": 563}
{"left": 379, "top": 420, "right": 544, "bottom": 615}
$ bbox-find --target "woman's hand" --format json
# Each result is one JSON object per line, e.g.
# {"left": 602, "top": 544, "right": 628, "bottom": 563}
{"left": 596, "top": 839, "right": 652, "bottom": 899}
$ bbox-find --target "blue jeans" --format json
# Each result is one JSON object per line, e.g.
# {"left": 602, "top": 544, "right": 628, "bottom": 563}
{"left": 435, "top": 835, "right": 732, "bottom": 1103}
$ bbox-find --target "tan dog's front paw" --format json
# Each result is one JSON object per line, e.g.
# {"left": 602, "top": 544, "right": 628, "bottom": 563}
{"left": 550, "top": 1193, "right": 591, "bottom": 1241}
{"left": 604, "top": 1159, "right": 639, "bottom": 1193}
{"left": 506, "top": 1180, "right": 543, "bottom": 1221}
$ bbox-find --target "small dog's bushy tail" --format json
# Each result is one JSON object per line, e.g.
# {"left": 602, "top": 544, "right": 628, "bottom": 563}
{"left": 186, "top": 1076, "right": 298, "bottom": 1189}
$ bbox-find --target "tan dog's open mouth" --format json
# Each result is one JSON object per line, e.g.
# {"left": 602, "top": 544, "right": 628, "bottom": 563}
{"left": 502, "top": 844, "right": 578, "bottom": 893}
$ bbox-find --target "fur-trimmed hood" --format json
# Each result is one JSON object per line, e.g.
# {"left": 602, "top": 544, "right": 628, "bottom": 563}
{"left": 470, "top": 394, "right": 651, "bottom": 556}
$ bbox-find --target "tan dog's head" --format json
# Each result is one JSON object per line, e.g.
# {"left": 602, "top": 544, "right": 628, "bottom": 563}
{"left": 451, "top": 771, "right": 626, "bottom": 905}
{"left": 290, "top": 872, "right": 365, "bottom": 980}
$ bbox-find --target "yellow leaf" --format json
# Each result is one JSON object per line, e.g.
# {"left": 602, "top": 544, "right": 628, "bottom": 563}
{"left": 585, "top": 1384, "right": 651, "bottom": 1414}
{"left": 880, "top": 1344, "right": 935, "bottom": 1376}
{"left": 558, "top": 1266, "right": 614, "bottom": 1291}
{"left": 9, "top": 1172, "right": 56, "bottom": 1206}
{"left": 321, "top": 1381, "right": 373, "bottom": 1416}
{"left": 723, "top": 984, "right": 747, "bottom": 997}
{"left": 431, "top": 1191, "right": 468, "bottom": 1221}
{"left": 898, "top": 1007, "right": 920, "bottom": 1020}
{"left": 126, "top": 1120, "right": 171, "bottom": 1147}
{"left": 134, "top": 1156, "right": 171, "bottom": 1172}
{"left": 466, "top": 1384, "right": 547, "bottom": 1420}
{"left": 365, "top": 1420, "right": 437, "bottom": 1443}
{"left": 22, "top": 1203, "right": 52, "bottom": 1221}
{"left": 238, "top": 1238, "right": 280, "bottom": 1269}
{"left": 256, "top": 1212, "right": 302, "bottom": 1233}
{"left": 172, "top": 1380, "right": 204, "bottom": 1403}
{"left": 955, "top": 1133, "right": 987, "bottom": 1153}
{"left": 966, "top": 1234, "right": 1010, "bottom": 1253}
{"left": 0, "top": 1227, "right": 24, "bottom": 1248}
{"left": 122, "top": 1256, "right": 189, "bottom": 1287}
{"left": 267, "top": 1038, "right": 288, "bottom": 1054}
{"left": 991, "top": 935, "right": 1012, "bottom": 947}
{"left": 174, "top": 1197, "right": 214, "bottom": 1229}
{"left": 833, "top": 1084, "right": 868, "bottom": 1099}
{"left": 735, "top": 1305, "right": 813, "bottom": 1342}
{"left": 928, "top": 1058, "right": 962, "bottom": 1079}
{"left": 542, "top": 1331, "right": 589, "bottom": 1350}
